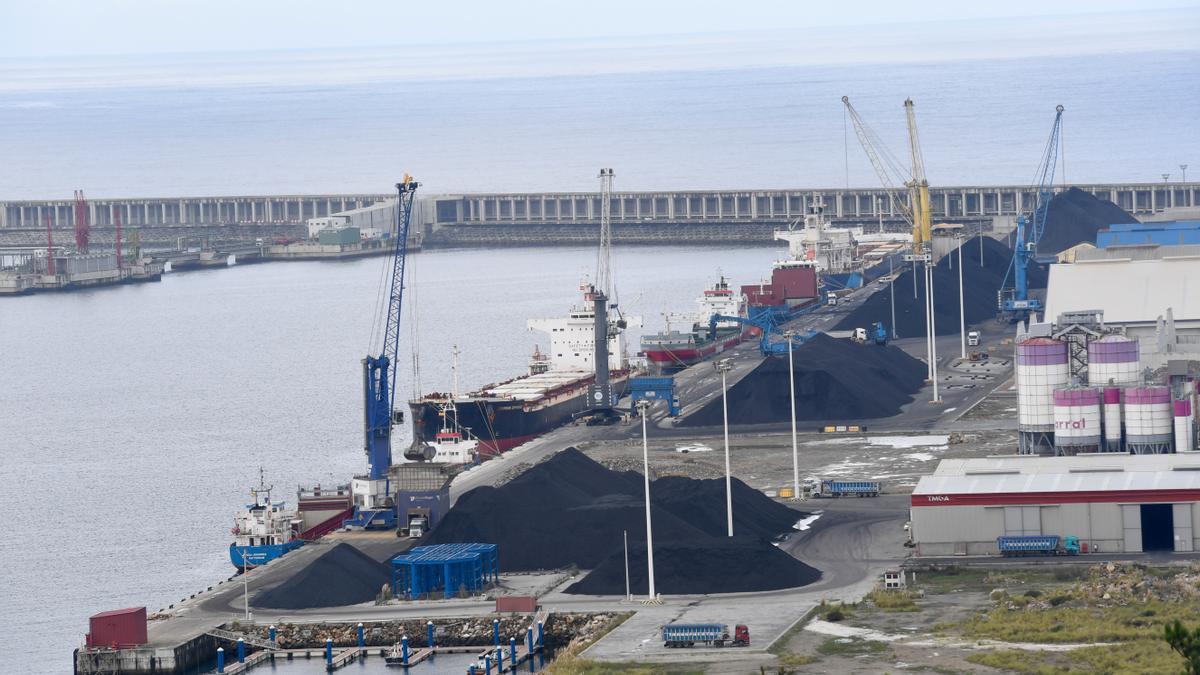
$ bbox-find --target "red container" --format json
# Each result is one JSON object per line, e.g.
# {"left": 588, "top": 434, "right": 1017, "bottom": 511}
{"left": 86, "top": 607, "right": 148, "bottom": 648}
{"left": 495, "top": 596, "right": 538, "bottom": 613}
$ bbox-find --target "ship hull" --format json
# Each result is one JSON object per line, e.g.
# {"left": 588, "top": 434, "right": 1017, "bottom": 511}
{"left": 229, "top": 540, "right": 304, "bottom": 570}
{"left": 411, "top": 376, "right": 630, "bottom": 457}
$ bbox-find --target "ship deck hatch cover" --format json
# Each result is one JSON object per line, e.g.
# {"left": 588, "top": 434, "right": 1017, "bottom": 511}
{"left": 1141, "top": 503, "right": 1174, "bottom": 552}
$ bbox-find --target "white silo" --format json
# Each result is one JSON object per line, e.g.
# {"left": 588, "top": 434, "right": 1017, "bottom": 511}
{"left": 1177, "top": 400, "right": 1195, "bottom": 453}
{"left": 1053, "top": 387, "right": 1102, "bottom": 455}
{"left": 1102, "top": 387, "right": 1123, "bottom": 452}
{"left": 1016, "top": 338, "right": 1069, "bottom": 454}
{"left": 1125, "top": 386, "right": 1173, "bottom": 454}
{"left": 1087, "top": 335, "right": 1140, "bottom": 387}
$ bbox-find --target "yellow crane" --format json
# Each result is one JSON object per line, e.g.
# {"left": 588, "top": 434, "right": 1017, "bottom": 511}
{"left": 903, "top": 98, "right": 932, "bottom": 252}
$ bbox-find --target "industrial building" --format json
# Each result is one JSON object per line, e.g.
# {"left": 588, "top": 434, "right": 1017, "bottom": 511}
{"left": 911, "top": 455, "right": 1200, "bottom": 556}
{"left": 1096, "top": 221, "right": 1200, "bottom": 248}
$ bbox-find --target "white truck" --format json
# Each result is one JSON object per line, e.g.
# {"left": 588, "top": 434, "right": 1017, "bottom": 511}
{"left": 967, "top": 330, "right": 981, "bottom": 346}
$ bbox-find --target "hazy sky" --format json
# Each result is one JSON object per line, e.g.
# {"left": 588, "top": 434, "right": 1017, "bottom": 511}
{"left": 3, "top": 0, "right": 1197, "bottom": 58}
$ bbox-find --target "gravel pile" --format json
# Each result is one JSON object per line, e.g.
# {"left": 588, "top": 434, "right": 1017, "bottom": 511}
{"left": 253, "top": 543, "right": 391, "bottom": 609}
{"left": 834, "top": 236, "right": 1047, "bottom": 337}
{"left": 1037, "top": 187, "right": 1137, "bottom": 255}
{"left": 424, "top": 448, "right": 819, "bottom": 594}
{"left": 679, "top": 333, "right": 927, "bottom": 426}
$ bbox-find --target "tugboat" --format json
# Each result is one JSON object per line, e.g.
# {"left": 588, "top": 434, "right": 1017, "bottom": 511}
{"left": 228, "top": 471, "right": 305, "bottom": 570}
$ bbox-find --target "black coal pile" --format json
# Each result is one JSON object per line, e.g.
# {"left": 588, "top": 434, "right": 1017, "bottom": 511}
{"left": 566, "top": 538, "right": 821, "bottom": 595}
{"left": 424, "top": 448, "right": 819, "bottom": 594}
{"left": 834, "top": 235, "right": 1047, "bottom": 337}
{"left": 1037, "top": 187, "right": 1136, "bottom": 255}
{"left": 253, "top": 543, "right": 391, "bottom": 609}
{"left": 679, "top": 333, "right": 927, "bottom": 427}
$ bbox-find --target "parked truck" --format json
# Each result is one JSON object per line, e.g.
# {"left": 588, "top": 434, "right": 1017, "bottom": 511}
{"left": 818, "top": 480, "right": 881, "bottom": 498}
{"left": 996, "top": 535, "right": 1081, "bottom": 557}
{"left": 662, "top": 623, "right": 749, "bottom": 648}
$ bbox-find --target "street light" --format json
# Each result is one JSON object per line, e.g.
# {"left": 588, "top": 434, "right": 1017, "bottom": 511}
{"left": 715, "top": 358, "right": 734, "bottom": 537}
{"left": 636, "top": 399, "right": 657, "bottom": 599}
{"left": 782, "top": 331, "right": 799, "bottom": 501}
{"left": 958, "top": 236, "right": 966, "bottom": 360}
{"left": 889, "top": 257, "right": 897, "bottom": 339}
{"left": 1182, "top": 165, "right": 1188, "bottom": 182}
{"left": 1162, "top": 173, "right": 1171, "bottom": 184}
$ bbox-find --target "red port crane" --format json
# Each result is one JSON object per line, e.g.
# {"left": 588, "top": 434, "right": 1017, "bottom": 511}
{"left": 73, "top": 190, "right": 91, "bottom": 253}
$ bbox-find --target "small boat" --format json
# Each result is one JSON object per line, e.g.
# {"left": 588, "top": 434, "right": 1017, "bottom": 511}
{"left": 228, "top": 470, "right": 304, "bottom": 570}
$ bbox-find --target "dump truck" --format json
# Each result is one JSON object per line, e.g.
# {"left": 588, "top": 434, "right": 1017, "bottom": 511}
{"left": 662, "top": 623, "right": 749, "bottom": 648}
{"left": 818, "top": 480, "right": 881, "bottom": 498}
{"left": 997, "top": 535, "right": 1081, "bottom": 556}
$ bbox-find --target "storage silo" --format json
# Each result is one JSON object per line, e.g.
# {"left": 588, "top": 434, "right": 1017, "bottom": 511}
{"left": 1087, "top": 335, "right": 1140, "bottom": 387}
{"left": 1016, "top": 338, "right": 1069, "bottom": 454}
{"left": 1102, "top": 387, "right": 1123, "bottom": 452}
{"left": 1177, "top": 400, "right": 1195, "bottom": 453}
{"left": 1053, "top": 388, "right": 1102, "bottom": 455}
{"left": 1125, "top": 386, "right": 1174, "bottom": 454}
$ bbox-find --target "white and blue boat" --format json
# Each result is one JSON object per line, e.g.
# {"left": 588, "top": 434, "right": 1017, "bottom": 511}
{"left": 229, "top": 473, "right": 305, "bottom": 570}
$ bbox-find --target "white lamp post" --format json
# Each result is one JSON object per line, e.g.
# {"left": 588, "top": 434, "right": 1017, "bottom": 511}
{"left": 715, "top": 359, "right": 734, "bottom": 537}
{"left": 782, "top": 331, "right": 799, "bottom": 501}
{"left": 636, "top": 399, "right": 657, "bottom": 598}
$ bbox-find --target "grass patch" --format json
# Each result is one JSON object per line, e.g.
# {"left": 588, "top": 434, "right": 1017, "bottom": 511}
{"left": 815, "top": 637, "right": 890, "bottom": 657}
{"left": 547, "top": 661, "right": 704, "bottom": 675}
{"left": 914, "top": 567, "right": 1085, "bottom": 595}
{"left": 545, "top": 613, "right": 636, "bottom": 674}
{"left": 777, "top": 653, "right": 821, "bottom": 666}
{"left": 966, "top": 640, "right": 1186, "bottom": 675}
{"left": 962, "top": 598, "right": 1200, "bottom": 643}
{"left": 866, "top": 588, "right": 920, "bottom": 612}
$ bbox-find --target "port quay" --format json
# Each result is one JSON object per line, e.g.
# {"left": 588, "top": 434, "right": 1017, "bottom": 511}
{"left": 3, "top": 181, "right": 1197, "bottom": 233}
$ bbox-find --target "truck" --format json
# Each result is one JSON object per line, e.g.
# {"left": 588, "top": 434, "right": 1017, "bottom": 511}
{"left": 852, "top": 327, "right": 868, "bottom": 343}
{"left": 399, "top": 508, "right": 430, "bottom": 538}
{"left": 662, "top": 623, "right": 749, "bottom": 648}
{"left": 996, "top": 535, "right": 1081, "bottom": 557}
{"left": 826, "top": 291, "right": 838, "bottom": 306}
{"left": 818, "top": 479, "right": 881, "bottom": 498}
{"left": 871, "top": 322, "right": 888, "bottom": 346}
{"left": 967, "top": 330, "right": 981, "bottom": 347}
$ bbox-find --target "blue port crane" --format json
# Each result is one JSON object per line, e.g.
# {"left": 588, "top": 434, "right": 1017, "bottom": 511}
{"left": 347, "top": 176, "right": 419, "bottom": 529}
{"left": 999, "top": 105, "right": 1064, "bottom": 320}
{"left": 708, "top": 313, "right": 817, "bottom": 356}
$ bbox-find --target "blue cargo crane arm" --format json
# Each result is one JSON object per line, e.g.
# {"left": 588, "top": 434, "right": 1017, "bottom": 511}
{"left": 999, "top": 106, "right": 1062, "bottom": 315}
{"left": 363, "top": 176, "right": 419, "bottom": 480}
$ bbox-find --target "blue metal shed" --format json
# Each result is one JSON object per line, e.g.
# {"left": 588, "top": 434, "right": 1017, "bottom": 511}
{"left": 391, "top": 543, "right": 499, "bottom": 599}
{"left": 1096, "top": 221, "right": 1200, "bottom": 248}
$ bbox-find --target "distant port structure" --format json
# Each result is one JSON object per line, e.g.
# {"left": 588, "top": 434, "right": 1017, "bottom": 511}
{"left": 2, "top": 182, "right": 1197, "bottom": 236}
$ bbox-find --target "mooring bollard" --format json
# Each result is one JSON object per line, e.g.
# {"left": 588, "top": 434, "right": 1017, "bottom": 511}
{"left": 237, "top": 637, "right": 245, "bottom": 663}
{"left": 427, "top": 620, "right": 435, "bottom": 648}
{"left": 527, "top": 626, "right": 533, "bottom": 652}
{"left": 484, "top": 654, "right": 492, "bottom": 674}
{"left": 401, "top": 635, "right": 409, "bottom": 664}
{"left": 325, "top": 638, "right": 333, "bottom": 666}
{"left": 216, "top": 646, "right": 225, "bottom": 673}
{"left": 537, "top": 621, "right": 543, "bottom": 647}
{"left": 269, "top": 625, "right": 277, "bottom": 644}
{"left": 357, "top": 623, "right": 365, "bottom": 649}
{"left": 510, "top": 636, "right": 518, "bottom": 666}
{"left": 469, "top": 666, "right": 477, "bottom": 675}
{"left": 493, "top": 618, "right": 500, "bottom": 647}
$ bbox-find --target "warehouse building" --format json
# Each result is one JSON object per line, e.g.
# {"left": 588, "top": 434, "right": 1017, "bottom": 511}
{"left": 911, "top": 455, "right": 1200, "bottom": 556}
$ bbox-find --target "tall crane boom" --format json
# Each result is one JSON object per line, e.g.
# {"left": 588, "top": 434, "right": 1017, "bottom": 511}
{"left": 363, "top": 176, "right": 419, "bottom": 481}
{"left": 1030, "top": 105, "right": 1065, "bottom": 248}
{"left": 903, "top": 99, "right": 932, "bottom": 251}
{"left": 841, "top": 97, "right": 914, "bottom": 231}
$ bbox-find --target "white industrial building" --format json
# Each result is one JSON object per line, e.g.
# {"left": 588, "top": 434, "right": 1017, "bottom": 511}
{"left": 912, "top": 455, "right": 1200, "bottom": 556}
{"left": 305, "top": 198, "right": 436, "bottom": 240}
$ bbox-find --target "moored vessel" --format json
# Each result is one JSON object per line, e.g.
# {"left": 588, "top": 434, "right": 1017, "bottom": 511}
{"left": 228, "top": 472, "right": 304, "bottom": 570}
{"left": 641, "top": 275, "right": 752, "bottom": 370}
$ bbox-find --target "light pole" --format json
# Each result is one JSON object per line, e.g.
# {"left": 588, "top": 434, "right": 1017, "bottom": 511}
{"left": 242, "top": 556, "right": 251, "bottom": 621}
{"left": 715, "top": 359, "right": 734, "bottom": 537}
{"left": 929, "top": 261, "right": 941, "bottom": 403}
{"left": 783, "top": 331, "right": 799, "bottom": 501}
{"left": 623, "top": 529, "right": 631, "bottom": 602}
{"left": 1182, "top": 164, "right": 1188, "bottom": 182}
{"left": 958, "top": 237, "right": 966, "bottom": 360}
{"left": 1162, "top": 173, "right": 1170, "bottom": 184}
{"left": 889, "top": 256, "right": 897, "bottom": 339}
{"left": 636, "top": 399, "right": 657, "bottom": 599}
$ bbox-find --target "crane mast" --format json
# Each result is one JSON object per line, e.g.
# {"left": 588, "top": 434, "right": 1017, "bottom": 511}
{"left": 841, "top": 96, "right": 915, "bottom": 232}
{"left": 903, "top": 99, "right": 932, "bottom": 252}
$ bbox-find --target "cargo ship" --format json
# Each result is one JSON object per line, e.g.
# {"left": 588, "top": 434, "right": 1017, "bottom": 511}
{"left": 228, "top": 474, "right": 304, "bottom": 570}
{"left": 404, "top": 400, "right": 480, "bottom": 465}
{"left": 741, "top": 259, "right": 821, "bottom": 321}
{"left": 409, "top": 285, "right": 632, "bottom": 457}
{"left": 641, "top": 276, "right": 753, "bottom": 369}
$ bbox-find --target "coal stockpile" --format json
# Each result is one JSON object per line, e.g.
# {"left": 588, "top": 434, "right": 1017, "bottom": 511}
{"left": 833, "top": 236, "right": 1046, "bottom": 338}
{"left": 679, "top": 333, "right": 927, "bottom": 427}
{"left": 253, "top": 543, "right": 391, "bottom": 609}
{"left": 424, "top": 448, "right": 819, "bottom": 594}
{"left": 565, "top": 538, "right": 821, "bottom": 595}
{"left": 1037, "top": 187, "right": 1137, "bottom": 255}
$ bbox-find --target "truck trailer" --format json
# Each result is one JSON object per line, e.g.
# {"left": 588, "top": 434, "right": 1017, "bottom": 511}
{"left": 662, "top": 623, "right": 749, "bottom": 648}
{"left": 818, "top": 480, "right": 881, "bottom": 498}
{"left": 996, "top": 535, "right": 1081, "bottom": 556}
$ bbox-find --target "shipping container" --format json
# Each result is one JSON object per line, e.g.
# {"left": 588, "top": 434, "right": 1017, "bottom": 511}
{"left": 86, "top": 607, "right": 147, "bottom": 648}
{"left": 495, "top": 596, "right": 538, "bottom": 613}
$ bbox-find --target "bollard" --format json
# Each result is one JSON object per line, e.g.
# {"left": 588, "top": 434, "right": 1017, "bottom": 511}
{"left": 269, "top": 625, "right": 277, "bottom": 644}
{"left": 537, "top": 621, "right": 543, "bottom": 647}
{"left": 357, "top": 623, "right": 365, "bottom": 649}
{"left": 493, "top": 618, "right": 500, "bottom": 647}
{"left": 469, "top": 666, "right": 477, "bottom": 675}
{"left": 427, "top": 620, "right": 435, "bottom": 648}
{"left": 401, "top": 635, "right": 409, "bottom": 664}
{"left": 237, "top": 637, "right": 245, "bottom": 663}
{"left": 216, "top": 647, "right": 225, "bottom": 673}
{"left": 527, "top": 626, "right": 534, "bottom": 653}
{"left": 510, "top": 636, "right": 517, "bottom": 667}
{"left": 485, "top": 654, "right": 492, "bottom": 675}
{"left": 325, "top": 638, "right": 333, "bottom": 667}
{"left": 497, "top": 646, "right": 505, "bottom": 671}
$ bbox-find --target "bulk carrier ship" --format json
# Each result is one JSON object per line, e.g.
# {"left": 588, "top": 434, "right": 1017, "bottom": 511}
{"left": 641, "top": 276, "right": 753, "bottom": 370}
{"left": 409, "top": 284, "right": 633, "bottom": 456}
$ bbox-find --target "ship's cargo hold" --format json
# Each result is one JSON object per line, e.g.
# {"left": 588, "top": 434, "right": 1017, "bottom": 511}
{"left": 834, "top": 236, "right": 1047, "bottom": 337}
{"left": 1086, "top": 335, "right": 1140, "bottom": 387}
{"left": 679, "top": 334, "right": 926, "bottom": 427}
{"left": 253, "top": 543, "right": 392, "bottom": 609}
{"left": 1125, "top": 386, "right": 1173, "bottom": 454}
{"left": 495, "top": 596, "right": 538, "bottom": 613}
{"left": 1016, "top": 337, "right": 1069, "bottom": 453}
{"left": 86, "top": 608, "right": 147, "bottom": 649}
{"left": 1053, "top": 387, "right": 1102, "bottom": 454}
{"left": 1037, "top": 187, "right": 1137, "bottom": 256}
{"left": 662, "top": 623, "right": 749, "bottom": 648}
{"left": 997, "top": 535, "right": 1080, "bottom": 556}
